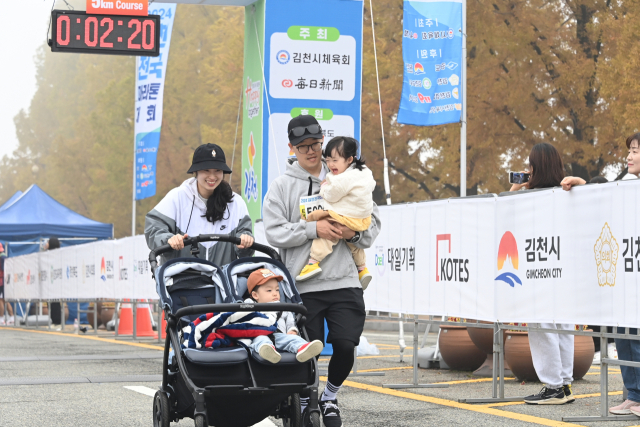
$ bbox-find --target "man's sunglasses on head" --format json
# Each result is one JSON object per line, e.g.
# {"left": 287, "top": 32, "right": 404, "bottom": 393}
{"left": 288, "top": 124, "right": 322, "bottom": 137}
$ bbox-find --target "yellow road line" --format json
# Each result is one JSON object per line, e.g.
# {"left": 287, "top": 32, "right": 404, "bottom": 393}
{"left": 0, "top": 326, "right": 164, "bottom": 351}
{"left": 320, "top": 376, "right": 587, "bottom": 427}
{"left": 483, "top": 391, "right": 624, "bottom": 408}
{"left": 319, "top": 354, "right": 412, "bottom": 362}
{"left": 352, "top": 367, "right": 409, "bottom": 373}
{"left": 437, "top": 377, "right": 515, "bottom": 385}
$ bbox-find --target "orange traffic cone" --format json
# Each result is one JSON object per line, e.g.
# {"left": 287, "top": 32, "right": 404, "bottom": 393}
{"left": 118, "top": 304, "right": 134, "bottom": 335}
{"left": 161, "top": 314, "right": 167, "bottom": 339}
{"left": 135, "top": 305, "right": 157, "bottom": 338}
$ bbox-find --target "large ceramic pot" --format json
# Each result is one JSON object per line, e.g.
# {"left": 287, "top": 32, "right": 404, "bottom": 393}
{"left": 574, "top": 331, "right": 595, "bottom": 380}
{"left": 439, "top": 326, "right": 486, "bottom": 371}
{"left": 505, "top": 330, "right": 596, "bottom": 382}
{"left": 467, "top": 324, "right": 513, "bottom": 377}
{"left": 97, "top": 303, "right": 115, "bottom": 328}
{"left": 505, "top": 331, "right": 537, "bottom": 381}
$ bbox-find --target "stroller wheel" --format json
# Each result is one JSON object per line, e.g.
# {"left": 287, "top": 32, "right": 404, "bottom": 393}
{"left": 283, "top": 393, "right": 301, "bottom": 427}
{"left": 194, "top": 414, "right": 207, "bottom": 427}
{"left": 310, "top": 411, "right": 321, "bottom": 427}
{"left": 153, "top": 391, "right": 170, "bottom": 427}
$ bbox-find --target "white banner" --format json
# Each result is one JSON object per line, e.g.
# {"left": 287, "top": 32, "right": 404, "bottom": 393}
{"left": 4, "top": 235, "right": 157, "bottom": 301}
{"left": 364, "top": 180, "right": 640, "bottom": 328}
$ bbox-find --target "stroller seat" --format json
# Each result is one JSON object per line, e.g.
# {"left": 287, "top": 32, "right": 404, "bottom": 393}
{"left": 252, "top": 351, "right": 300, "bottom": 366}
{"left": 183, "top": 347, "right": 248, "bottom": 366}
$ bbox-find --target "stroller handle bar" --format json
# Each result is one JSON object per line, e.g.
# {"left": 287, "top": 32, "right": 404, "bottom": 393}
{"left": 173, "top": 302, "right": 307, "bottom": 319}
{"left": 149, "top": 234, "right": 281, "bottom": 272}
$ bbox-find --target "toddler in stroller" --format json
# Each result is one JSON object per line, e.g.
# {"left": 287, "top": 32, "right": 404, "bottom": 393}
{"left": 244, "top": 268, "right": 323, "bottom": 364}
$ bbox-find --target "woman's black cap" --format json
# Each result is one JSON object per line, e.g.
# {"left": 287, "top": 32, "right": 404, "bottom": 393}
{"left": 187, "top": 143, "right": 232, "bottom": 174}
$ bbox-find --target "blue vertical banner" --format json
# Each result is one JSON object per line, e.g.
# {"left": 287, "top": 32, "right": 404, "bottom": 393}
{"left": 397, "top": 0, "right": 462, "bottom": 126}
{"left": 134, "top": 4, "right": 176, "bottom": 200}
{"left": 261, "top": 0, "right": 363, "bottom": 194}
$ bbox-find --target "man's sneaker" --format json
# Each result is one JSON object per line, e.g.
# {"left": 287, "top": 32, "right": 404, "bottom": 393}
{"left": 319, "top": 399, "right": 342, "bottom": 427}
{"left": 563, "top": 384, "right": 575, "bottom": 403}
{"left": 608, "top": 343, "right": 618, "bottom": 359}
{"left": 0, "top": 317, "right": 5, "bottom": 326}
{"left": 296, "top": 340, "right": 324, "bottom": 363}
{"left": 358, "top": 268, "right": 372, "bottom": 290}
{"left": 610, "top": 399, "right": 640, "bottom": 415}
{"left": 524, "top": 386, "right": 567, "bottom": 405}
{"left": 296, "top": 263, "right": 322, "bottom": 282}
{"left": 7, "top": 316, "right": 14, "bottom": 325}
{"left": 258, "top": 344, "right": 281, "bottom": 364}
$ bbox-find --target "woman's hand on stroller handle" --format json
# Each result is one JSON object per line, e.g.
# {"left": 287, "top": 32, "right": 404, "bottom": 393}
{"left": 237, "top": 234, "right": 254, "bottom": 249}
{"left": 168, "top": 233, "right": 189, "bottom": 250}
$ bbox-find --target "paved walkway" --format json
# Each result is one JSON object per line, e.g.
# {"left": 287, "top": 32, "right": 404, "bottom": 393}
{"left": 0, "top": 326, "right": 636, "bottom": 427}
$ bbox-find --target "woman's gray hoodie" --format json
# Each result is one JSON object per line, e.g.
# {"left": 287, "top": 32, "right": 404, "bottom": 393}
{"left": 262, "top": 160, "right": 381, "bottom": 294}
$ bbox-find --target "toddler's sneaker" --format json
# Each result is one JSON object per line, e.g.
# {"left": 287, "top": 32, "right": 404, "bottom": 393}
{"left": 296, "top": 263, "right": 322, "bottom": 282}
{"left": 563, "top": 384, "right": 575, "bottom": 403}
{"left": 258, "top": 344, "right": 281, "bottom": 364}
{"left": 296, "top": 339, "right": 324, "bottom": 362}
{"left": 358, "top": 267, "right": 372, "bottom": 290}
{"left": 610, "top": 399, "right": 640, "bottom": 415}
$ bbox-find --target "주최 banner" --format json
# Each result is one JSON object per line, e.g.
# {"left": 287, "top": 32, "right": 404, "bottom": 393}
{"left": 134, "top": 4, "right": 176, "bottom": 200}
{"left": 241, "top": 0, "right": 364, "bottom": 221}
{"left": 397, "top": 0, "right": 462, "bottom": 126}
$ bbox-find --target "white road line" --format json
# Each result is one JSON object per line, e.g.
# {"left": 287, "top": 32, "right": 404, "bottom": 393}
{"left": 124, "top": 385, "right": 157, "bottom": 397}
{"left": 123, "top": 385, "right": 277, "bottom": 427}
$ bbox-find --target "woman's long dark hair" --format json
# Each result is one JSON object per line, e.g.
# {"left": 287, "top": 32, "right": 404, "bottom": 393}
{"left": 201, "top": 177, "right": 233, "bottom": 223}
{"left": 323, "top": 136, "right": 366, "bottom": 171}
{"left": 527, "top": 143, "right": 565, "bottom": 189}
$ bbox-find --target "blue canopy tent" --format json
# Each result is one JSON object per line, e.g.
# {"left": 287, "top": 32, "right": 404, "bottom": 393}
{"left": 0, "top": 184, "right": 113, "bottom": 256}
{"left": 0, "top": 191, "right": 22, "bottom": 212}
{"left": 0, "top": 185, "right": 113, "bottom": 324}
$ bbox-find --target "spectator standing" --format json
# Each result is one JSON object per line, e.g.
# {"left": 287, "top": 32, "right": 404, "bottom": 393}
{"left": 511, "top": 143, "right": 576, "bottom": 405}
{"left": 0, "top": 242, "right": 14, "bottom": 325}
{"left": 563, "top": 133, "right": 640, "bottom": 415}
{"left": 46, "top": 238, "right": 63, "bottom": 326}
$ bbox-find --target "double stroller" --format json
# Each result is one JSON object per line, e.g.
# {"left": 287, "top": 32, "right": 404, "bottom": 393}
{"left": 150, "top": 234, "right": 321, "bottom": 427}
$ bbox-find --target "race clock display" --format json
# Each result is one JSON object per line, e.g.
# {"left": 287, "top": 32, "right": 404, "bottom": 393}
{"left": 49, "top": 10, "right": 160, "bottom": 57}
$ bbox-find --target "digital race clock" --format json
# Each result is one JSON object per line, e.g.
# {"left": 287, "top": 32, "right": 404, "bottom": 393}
{"left": 49, "top": 10, "right": 160, "bottom": 57}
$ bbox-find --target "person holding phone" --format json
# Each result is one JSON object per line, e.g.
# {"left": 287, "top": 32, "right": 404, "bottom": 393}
{"left": 509, "top": 143, "right": 576, "bottom": 405}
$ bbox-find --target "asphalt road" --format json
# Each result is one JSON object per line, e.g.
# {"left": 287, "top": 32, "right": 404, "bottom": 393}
{"left": 0, "top": 326, "right": 637, "bottom": 427}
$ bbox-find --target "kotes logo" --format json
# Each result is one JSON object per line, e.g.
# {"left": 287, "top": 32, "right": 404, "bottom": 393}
{"left": 435, "top": 234, "right": 470, "bottom": 282}
{"left": 495, "top": 231, "right": 522, "bottom": 287}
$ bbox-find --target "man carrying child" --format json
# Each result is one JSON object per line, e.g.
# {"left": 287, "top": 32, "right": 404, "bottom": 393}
{"left": 263, "top": 115, "right": 381, "bottom": 427}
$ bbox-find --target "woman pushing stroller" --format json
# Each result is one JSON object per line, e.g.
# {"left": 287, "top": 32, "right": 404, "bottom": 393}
{"left": 145, "top": 143, "right": 255, "bottom": 265}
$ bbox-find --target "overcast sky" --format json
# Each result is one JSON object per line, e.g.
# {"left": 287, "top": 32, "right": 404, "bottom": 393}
{"left": 0, "top": 1, "right": 60, "bottom": 159}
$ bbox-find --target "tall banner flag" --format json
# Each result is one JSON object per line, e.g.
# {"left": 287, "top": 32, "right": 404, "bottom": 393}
{"left": 397, "top": 0, "right": 463, "bottom": 126}
{"left": 242, "top": 0, "right": 364, "bottom": 221}
{"left": 134, "top": 4, "right": 176, "bottom": 200}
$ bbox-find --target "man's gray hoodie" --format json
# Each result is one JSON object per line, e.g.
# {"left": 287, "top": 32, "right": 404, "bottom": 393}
{"left": 262, "top": 160, "right": 381, "bottom": 294}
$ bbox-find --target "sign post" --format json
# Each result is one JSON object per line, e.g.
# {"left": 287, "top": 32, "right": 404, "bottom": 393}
{"left": 132, "top": 4, "right": 176, "bottom": 235}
